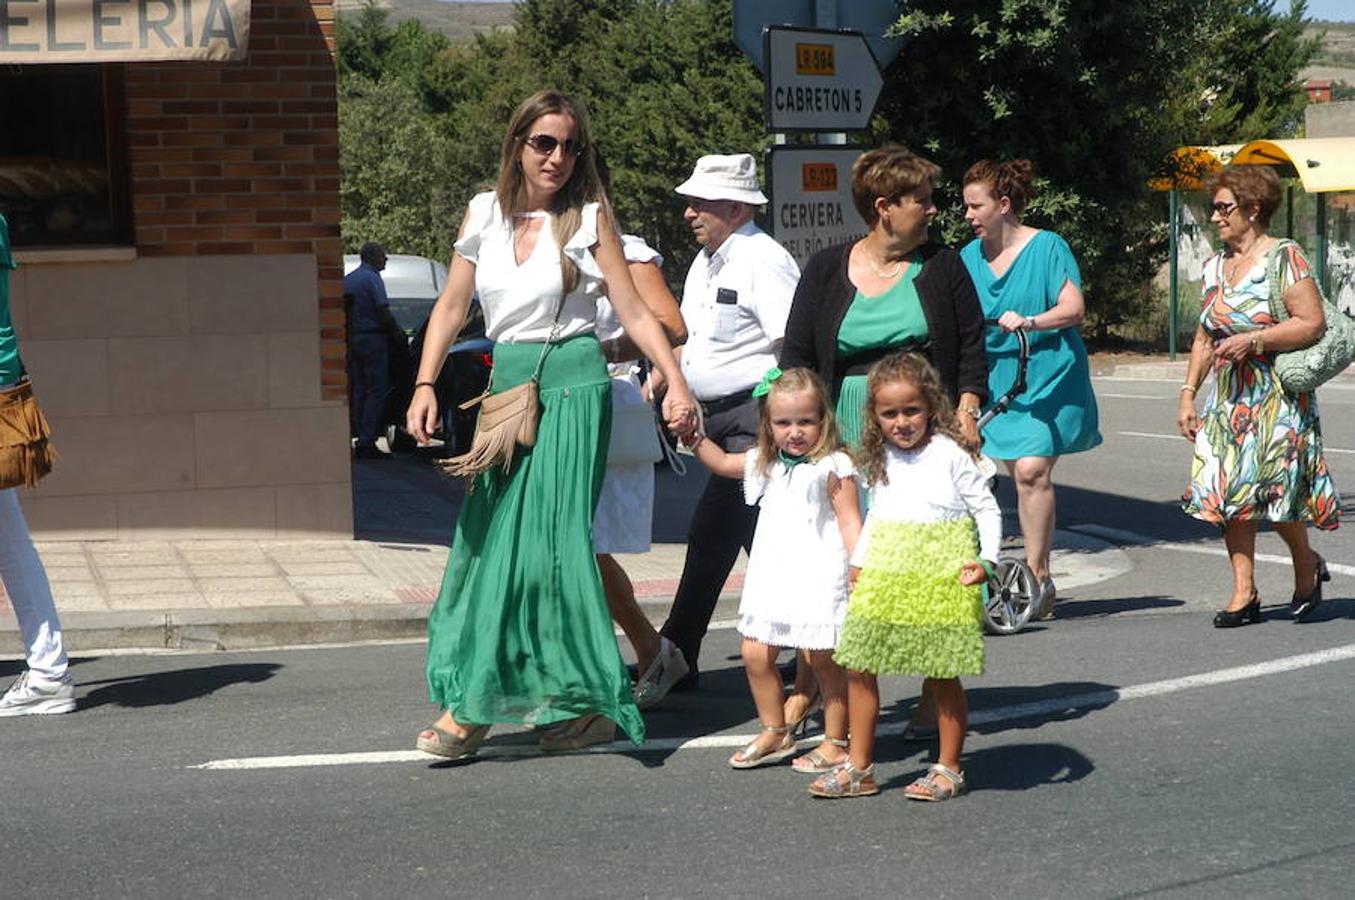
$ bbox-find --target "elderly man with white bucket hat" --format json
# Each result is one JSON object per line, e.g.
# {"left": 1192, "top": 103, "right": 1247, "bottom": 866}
{"left": 635, "top": 153, "right": 800, "bottom": 703}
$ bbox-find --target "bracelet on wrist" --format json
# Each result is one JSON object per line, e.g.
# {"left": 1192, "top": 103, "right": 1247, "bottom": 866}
{"left": 414, "top": 381, "right": 436, "bottom": 390}
{"left": 1024, "top": 316, "right": 1037, "bottom": 331}
{"left": 1180, "top": 383, "right": 1197, "bottom": 395}
{"left": 1251, "top": 331, "right": 1264, "bottom": 355}
{"left": 958, "top": 403, "right": 982, "bottom": 420}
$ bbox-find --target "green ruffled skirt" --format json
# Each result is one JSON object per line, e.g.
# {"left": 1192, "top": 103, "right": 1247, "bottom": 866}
{"left": 835, "top": 517, "right": 985, "bottom": 678}
{"left": 425, "top": 334, "right": 644, "bottom": 744}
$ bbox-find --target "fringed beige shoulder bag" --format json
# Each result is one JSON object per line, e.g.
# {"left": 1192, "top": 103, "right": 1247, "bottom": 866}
{"left": 440, "top": 293, "right": 567, "bottom": 479}
{"left": 0, "top": 379, "right": 56, "bottom": 488}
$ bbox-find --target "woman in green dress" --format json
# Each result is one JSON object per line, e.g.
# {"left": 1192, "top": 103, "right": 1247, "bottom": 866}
{"left": 782, "top": 145, "right": 988, "bottom": 451}
{"left": 405, "top": 91, "right": 697, "bottom": 759}
{"left": 1178, "top": 164, "right": 1337, "bottom": 627}
{"left": 960, "top": 159, "right": 1101, "bottom": 617}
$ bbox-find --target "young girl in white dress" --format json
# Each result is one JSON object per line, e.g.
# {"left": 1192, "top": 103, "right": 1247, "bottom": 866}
{"left": 685, "top": 367, "right": 863, "bottom": 772}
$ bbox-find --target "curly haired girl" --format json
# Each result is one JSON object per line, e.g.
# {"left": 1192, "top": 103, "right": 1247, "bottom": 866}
{"left": 809, "top": 352, "right": 999, "bottom": 801}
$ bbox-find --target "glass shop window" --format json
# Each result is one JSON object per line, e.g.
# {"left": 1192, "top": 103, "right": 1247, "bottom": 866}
{"left": 0, "top": 64, "right": 131, "bottom": 247}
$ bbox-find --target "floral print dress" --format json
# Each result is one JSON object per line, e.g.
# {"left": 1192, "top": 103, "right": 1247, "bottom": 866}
{"left": 1182, "top": 241, "right": 1340, "bottom": 530}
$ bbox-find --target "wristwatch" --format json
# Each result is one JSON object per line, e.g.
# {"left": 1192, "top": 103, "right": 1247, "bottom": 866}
{"left": 958, "top": 403, "right": 982, "bottom": 420}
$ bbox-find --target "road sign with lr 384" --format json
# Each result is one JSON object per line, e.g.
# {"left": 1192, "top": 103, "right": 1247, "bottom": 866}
{"left": 764, "top": 26, "right": 883, "bottom": 132}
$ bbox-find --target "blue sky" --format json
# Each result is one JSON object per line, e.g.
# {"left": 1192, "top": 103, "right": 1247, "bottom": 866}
{"left": 1294, "top": 0, "right": 1355, "bottom": 22}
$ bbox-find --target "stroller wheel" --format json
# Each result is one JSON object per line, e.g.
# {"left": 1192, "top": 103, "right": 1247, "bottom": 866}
{"left": 983, "top": 558, "right": 1037, "bottom": 635}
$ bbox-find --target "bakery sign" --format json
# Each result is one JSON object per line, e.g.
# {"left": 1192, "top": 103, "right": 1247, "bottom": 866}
{"left": 0, "top": 0, "right": 249, "bottom": 63}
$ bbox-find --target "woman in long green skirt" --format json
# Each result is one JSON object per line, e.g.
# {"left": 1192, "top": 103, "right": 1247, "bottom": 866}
{"left": 406, "top": 91, "right": 697, "bottom": 759}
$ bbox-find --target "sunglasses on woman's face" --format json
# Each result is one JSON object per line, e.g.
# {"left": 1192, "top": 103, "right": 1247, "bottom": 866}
{"left": 1209, "top": 201, "right": 1239, "bottom": 217}
{"left": 523, "top": 134, "right": 585, "bottom": 157}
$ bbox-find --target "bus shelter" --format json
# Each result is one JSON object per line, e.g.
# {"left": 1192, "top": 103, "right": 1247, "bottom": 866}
{"left": 1153, "top": 137, "right": 1355, "bottom": 357}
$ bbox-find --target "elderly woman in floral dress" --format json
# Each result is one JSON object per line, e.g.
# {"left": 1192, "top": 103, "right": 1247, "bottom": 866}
{"left": 1179, "top": 164, "right": 1338, "bottom": 628}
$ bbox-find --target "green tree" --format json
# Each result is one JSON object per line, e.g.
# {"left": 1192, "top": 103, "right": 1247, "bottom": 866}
{"left": 339, "top": 75, "right": 460, "bottom": 258}
{"left": 336, "top": 0, "right": 766, "bottom": 278}
{"left": 335, "top": 0, "right": 396, "bottom": 82}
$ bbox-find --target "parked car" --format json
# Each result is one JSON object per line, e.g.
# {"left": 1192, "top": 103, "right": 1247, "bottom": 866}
{"left": 343, "top": 253, "right": 492, "bottom": 455}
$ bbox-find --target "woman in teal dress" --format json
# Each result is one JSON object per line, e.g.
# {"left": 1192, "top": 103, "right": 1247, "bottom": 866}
{"left": 960, "top": 159, "right": 1101, "bottom": 617}
{"left": 405, "top": 91, "right": 696, "bottom": 759}
{"left": 1178, "top": 164, "right": 1336, "bottom": 627}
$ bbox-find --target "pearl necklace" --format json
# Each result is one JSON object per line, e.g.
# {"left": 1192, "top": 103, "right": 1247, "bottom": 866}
{"left": 868, "top": 254, "right": 905, "bottom": 279}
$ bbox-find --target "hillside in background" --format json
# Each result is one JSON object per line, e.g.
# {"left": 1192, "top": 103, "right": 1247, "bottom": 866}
{"left": 334, "top": 0, "right": 512, "bottom": 41}
{"left": 1305, "top": 19, "right": 1355, "bottom": 83}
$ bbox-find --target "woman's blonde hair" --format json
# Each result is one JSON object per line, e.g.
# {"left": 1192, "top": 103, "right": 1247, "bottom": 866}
{"left": 856, "top": 352, "right": 970, "bottom": 486}
{"left": 753, "top": 368, "right": 841, "bottom": 478}
{"left": 494, "top": 90, "right": 612, "bottom": 294}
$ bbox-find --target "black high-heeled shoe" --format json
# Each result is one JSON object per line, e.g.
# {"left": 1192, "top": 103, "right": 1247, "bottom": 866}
{"left": 1213, "top": 592, "right": 1261, "bottom": 628}
{"left": 1291, "top": 552, "right": 1330, "bottom": 621}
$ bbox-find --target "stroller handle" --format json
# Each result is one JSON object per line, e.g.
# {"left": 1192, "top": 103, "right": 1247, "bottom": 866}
{"left": 976, "top": 317, "right": 1030, "bottom": 430}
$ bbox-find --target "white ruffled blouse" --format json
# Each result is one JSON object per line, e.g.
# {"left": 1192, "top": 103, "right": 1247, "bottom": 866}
{"left": 453, "top": 190, "right": 604, "bottom": 343}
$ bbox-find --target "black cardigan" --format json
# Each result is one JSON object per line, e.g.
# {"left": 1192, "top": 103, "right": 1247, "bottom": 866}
{"left": 779, "top": 241, "right": 988, "bottom": 404}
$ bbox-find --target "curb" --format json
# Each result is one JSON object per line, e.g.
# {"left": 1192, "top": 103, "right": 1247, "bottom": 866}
{"left": 0, "top": 594, "right": 748, "bottom": 654}
{"left": 1109, "top": 360, "right": 1355, "bottom": 384}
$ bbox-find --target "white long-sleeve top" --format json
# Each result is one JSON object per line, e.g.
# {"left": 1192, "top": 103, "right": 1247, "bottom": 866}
{"left": 852, "top": 435, "right": 1001, "bottom": 568}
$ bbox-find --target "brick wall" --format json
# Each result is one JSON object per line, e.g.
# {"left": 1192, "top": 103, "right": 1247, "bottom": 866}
{"left": 123, "top": 0, "right": 345, "bottom": 401}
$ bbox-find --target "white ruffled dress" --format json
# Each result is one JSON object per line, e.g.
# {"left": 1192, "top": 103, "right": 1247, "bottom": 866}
{"left": 737, "top": 448, "right": 855, "bottom": 649}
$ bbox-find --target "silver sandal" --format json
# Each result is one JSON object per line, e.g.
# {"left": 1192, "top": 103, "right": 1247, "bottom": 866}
{"left": 905, "top": 763, "right": 967, "bottom": 801}
{"left": 728, "top": 724, "right": 797, "bottom": 769}
{"left": 791, "top": 738, "right": 850, "bottom": 774}
{"left": 808, "top": 761, "right": 879, "bottom": 798}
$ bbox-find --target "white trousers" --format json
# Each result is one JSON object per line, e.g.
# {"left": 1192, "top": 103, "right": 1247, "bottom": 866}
{"left": 0, "top": 489, "right": 66, "bottom": 680}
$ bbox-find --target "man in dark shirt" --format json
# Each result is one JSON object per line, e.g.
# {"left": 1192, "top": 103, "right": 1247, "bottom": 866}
{"left": 344, "top": 242, "right": 397, "bottom": 459}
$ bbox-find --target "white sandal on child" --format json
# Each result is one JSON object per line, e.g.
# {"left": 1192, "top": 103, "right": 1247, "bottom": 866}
{"left": 728, "top": 724, "right": 797, "bottom": 769}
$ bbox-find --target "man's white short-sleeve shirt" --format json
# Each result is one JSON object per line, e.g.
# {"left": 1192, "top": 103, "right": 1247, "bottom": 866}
{"left": 679, "top": 222, "right": 800, "bottom": 401}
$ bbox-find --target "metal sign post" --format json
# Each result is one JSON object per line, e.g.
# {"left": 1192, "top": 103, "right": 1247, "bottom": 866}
{"left": 734, "top": 0, "right": 900, "bottom": 261}
{"left": 734, "top": 0, "right": 903, "bottom": 73}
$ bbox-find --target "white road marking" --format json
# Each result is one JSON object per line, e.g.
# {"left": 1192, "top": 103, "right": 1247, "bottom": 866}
{"left": 1070, "top": 523, "right": 1355, "bottom": 578}
{"left": 1116, "top": 430, "right": 1185, "bottom": 442}
{"left": 1116, "top": 430, "right": 1355, "bottom": 455}
{"left": 189, "top": 641, "right": 1355, "bottom": 770}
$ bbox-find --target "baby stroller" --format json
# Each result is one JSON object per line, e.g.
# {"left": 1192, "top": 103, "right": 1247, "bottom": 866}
{"left": 976, "top": 320, "right": 1040, "bottom": 635}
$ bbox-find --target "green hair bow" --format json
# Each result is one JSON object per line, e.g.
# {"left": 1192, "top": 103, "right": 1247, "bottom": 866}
{"left": 752, "top": 367, "right": 783, "bottom": 399}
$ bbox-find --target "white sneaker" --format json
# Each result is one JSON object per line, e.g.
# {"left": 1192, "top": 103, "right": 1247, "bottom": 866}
{"left": 633, "top": 638, "right": 690, "bottom": 711}
{"left": 0, "top": 671, "right": 76, "bottom": 717}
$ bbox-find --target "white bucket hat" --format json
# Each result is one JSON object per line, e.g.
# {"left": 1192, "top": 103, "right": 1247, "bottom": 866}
{"left": 675, "top": 153, "right": 768, "bottom": 205}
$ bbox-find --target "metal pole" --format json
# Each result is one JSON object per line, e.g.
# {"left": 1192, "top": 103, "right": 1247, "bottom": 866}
{"left": 1169, "top": 189, "right": 1180, "bottom": 360}
{"left": 1316, "top": 192, "right": 1328, "bottom": 296}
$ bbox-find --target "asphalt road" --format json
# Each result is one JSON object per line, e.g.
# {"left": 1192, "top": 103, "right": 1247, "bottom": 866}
{"left": 4, "top": 377, "right": 1355, "bottom": 899}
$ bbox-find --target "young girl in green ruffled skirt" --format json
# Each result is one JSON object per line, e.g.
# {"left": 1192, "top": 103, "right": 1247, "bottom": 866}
{"left": 809, "top": 352, "right": 1000, "bottom": 801}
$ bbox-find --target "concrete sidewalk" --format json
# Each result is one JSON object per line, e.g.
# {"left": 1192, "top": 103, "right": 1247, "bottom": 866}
{"left": 1100, "top": 354, "right": 1355, "bottom": 384}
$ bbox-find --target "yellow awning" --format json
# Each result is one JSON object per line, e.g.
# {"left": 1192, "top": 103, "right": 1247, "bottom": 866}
{"left": 1229, "top": 138, "right": 1355, "bottom": 193}
{"left": 1153, "top": 138, "right": 1355, "bottom": 193}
